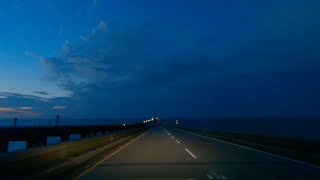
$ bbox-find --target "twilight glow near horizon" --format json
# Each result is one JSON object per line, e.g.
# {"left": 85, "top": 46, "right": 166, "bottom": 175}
{"left": 0, "top": 0, "right": 320, "bottom": 119}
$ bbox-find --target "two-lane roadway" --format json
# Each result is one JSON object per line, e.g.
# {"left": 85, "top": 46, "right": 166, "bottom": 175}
{"left": 77, "top": 126, "right": 320, "bottom": 179}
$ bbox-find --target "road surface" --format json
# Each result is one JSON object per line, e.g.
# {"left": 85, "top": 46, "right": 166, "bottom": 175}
{"left": 78, "top": 126, "right": 320, "bottom": 179}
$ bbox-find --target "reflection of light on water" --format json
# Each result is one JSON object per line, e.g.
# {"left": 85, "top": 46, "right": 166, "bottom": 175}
{"left": 177, "top": 118, "right": 320, "bottom": 140}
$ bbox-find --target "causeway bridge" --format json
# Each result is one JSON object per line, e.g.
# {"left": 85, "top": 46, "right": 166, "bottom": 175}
{"left": 0, "top": 122, "right": 149, "bottom": 152}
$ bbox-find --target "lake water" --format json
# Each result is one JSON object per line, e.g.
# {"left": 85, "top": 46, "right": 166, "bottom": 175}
{"left": 167, "top": 117, "right": 320, "bottom": 140}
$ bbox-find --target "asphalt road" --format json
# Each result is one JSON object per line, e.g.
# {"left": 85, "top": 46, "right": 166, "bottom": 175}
{"left": 78, "top": 126, "right": 320, "bottom": 180}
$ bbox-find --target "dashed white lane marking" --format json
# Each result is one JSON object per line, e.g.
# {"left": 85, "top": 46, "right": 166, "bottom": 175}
{"left": 210, "top": 171, "right": 220, "bottom": 179}
{"left": 176, "top": 140, "right": 180, "bottom": 144}
{"left": 220, "top": 175, "right": 227, "bottom": 179}
{"left": 209, "top": 170, "right": 227, "bottom": 180}
{"left": 163, "top": 128, "right": 171, "bottom": 136}
{"left": 181, "top": 130, "right": 320, "bottom": 169}
{"left": 185, "top": 148, "right": 197, "bottom": 159}
{"left": 171, "top": 136, "right": 175, "bottom": 139}
{"left": 206, "top": 173, "right": 213, "bottom": 179}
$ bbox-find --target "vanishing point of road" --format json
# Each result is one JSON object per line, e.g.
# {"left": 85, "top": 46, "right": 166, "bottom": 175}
{"left": 76, "top": 126, "right": 320, "bottom": 180}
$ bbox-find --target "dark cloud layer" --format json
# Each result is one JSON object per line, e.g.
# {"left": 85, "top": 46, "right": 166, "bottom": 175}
{"left": 34, "top": 91, "right": 49, "bottom": 96}
{"left": 20, "top": 1, "right": 320, "bottom": 118}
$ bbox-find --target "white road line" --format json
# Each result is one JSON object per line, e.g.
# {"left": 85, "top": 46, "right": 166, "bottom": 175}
{"left": 185, "top": 148, "right": 197, "bottom": 159}
{"left": 176, "top": 140, "right": 180, "bottom": 144}
{"left": 210, "top": 171, "right": 220, "bottom": 179}
{"left": 163, "top": 128, "right": 170, "bottom": 135}
{"left": 206, "top": 173, "right": 213, "bottom": 179}
{"left": 220, "top": 175, "right": 227, "bottom": 180}
{"left": 181, "top": 130, "right": 320, "bottom": 169}
{"left": 171, "top": 136, "right": 174, "bottom": 139}
{"left": 73, "top": 130, "right": 149, "bottom": 180}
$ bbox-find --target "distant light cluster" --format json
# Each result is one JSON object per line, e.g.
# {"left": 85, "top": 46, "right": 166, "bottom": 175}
{"left": 143, "top": 117, "right": 160, "bottom": 123}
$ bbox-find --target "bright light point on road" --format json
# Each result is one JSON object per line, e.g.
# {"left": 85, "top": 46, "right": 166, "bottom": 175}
{"left": 123, "top": 124, "right": 126, "bottom": 126}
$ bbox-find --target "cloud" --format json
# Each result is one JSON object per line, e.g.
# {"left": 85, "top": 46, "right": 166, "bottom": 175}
{"left": 0, "top": 92, "right": 67, "bottom": 118}
{"left": 37, "top": 19, "right": 225, "bottom": 117}
{"left": 20, "top": 107, "right": 33, "bottom": 110}
{"left": 40, "top": 19, "right": 216, "bottom": 90}
{"left": 0, "top": 107, "right": 39, "bottom": 118}
{"left": 24, "top": 50, "right": 43, "bottom": 59}
{"left": 52, "top": 106, "right": 67, "bottom": 110}
{"left": 38, "top": 1, "right": 320, "bottom": 118}
{"left": 93, "top": 0, "right": 97, "bottom": 6}
{"left": 92, "top": 21, "right": 107, "bottom": 34}
{"left": 34, "top": 91, "right": 49, "bottom": 96}
{"left": 0, "top": 108, "right": 15, "bottom": 112}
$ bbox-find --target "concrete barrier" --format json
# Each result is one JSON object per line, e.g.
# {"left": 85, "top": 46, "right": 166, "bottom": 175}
{"left": 0, "top": 126, "right": 151, "bottom": 179}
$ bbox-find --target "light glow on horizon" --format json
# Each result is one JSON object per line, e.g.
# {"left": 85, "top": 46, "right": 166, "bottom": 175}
{"left": 0, "top": 108, "right": 15, "bottom": 112}
{"left": 20, "top": 107, "right": 33, "bottom": 110}
{"left": 52, "top": 106, "right": 67, "bottom": 110}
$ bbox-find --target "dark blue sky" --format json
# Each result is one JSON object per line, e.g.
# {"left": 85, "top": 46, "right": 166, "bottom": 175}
{"left": 0, "top": 0, "right": 320, "bottom": 119}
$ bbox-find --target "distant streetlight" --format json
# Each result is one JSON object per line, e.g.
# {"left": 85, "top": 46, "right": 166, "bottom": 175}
{"left": 13, "top": 117, "right": 18, "bottom": 127}
{"left": 56, "top": 115, "right": 60, "bottom": 126}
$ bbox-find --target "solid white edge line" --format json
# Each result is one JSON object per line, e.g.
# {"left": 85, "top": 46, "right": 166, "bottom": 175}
{"left": 180, "top": 129, "right": 320, "bottom": 169}
{"left": 206, "top": 173, "right": 213, "bottom": 179}
{"left": 210, "top": 170, "right": 222, "bottom": 179}
{"left": 185, "top": 148, "right": 197, "bottom": 159}
{"left": 220, "top": 175, "right": 227, "bottom": 179}
{"left": 74, "top": 130, "right": 149, "bottom": 180}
